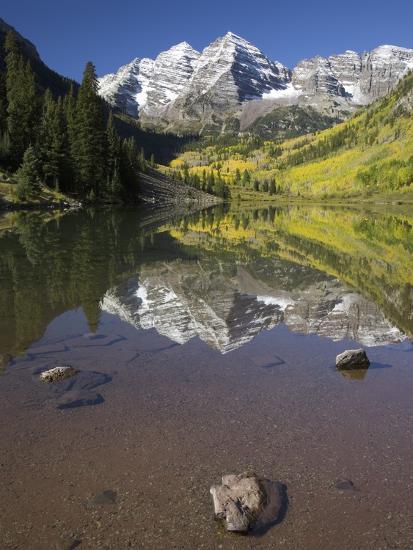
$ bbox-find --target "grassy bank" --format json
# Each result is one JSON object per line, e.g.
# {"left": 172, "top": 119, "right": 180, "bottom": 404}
{"left": 0, "top": 174, "right": 77, "bottom": 210}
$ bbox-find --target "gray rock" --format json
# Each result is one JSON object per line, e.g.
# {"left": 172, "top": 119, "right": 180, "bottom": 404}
{"left": 210, "top": 472, "right": 283, "bottom": 533}
{"left": 336, "top": 349, "right": 370, "bottom": 370}
{"left": 40, "top": 365, "right": 79, "bottom": 383}
{"left": 334, "top": 478, "right": 356, "bottom": 491}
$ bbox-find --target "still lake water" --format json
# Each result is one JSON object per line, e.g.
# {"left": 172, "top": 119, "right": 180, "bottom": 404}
{"left": 0, "top": 204, "right": 412, "bottom": 549}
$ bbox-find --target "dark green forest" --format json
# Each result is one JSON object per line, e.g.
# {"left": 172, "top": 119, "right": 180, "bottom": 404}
{"left": 0, "top": 30, "right": 146, "bottom": 202}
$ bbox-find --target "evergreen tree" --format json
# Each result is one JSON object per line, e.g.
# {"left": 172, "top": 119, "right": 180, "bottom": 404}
{"left": 5, "top": 32, "right": 39, "bottom": 168}
{"left": 63, "top": 84, "right": 77, "bottom": 188}
{"left": 106, "top": 112, "right": 123, "bottom": 199}
{"left": 16, "top": 145, "right": 39, "bottom": 199}
{"left": 0, "top": 72, "right": 7, "bottom": 135}
{"left": 39, "top": 90, "right": 57, "bottom": 184}
{"left": 119, "top": 137, "right": 140, "bottom": 198}
{"left": 0, "top": 69, "right": 8, "bottom": 162}
{"left": 73, "top": 62, "right": 106, "bottom": 198}
{"left": 39, "top": 91, "right": 68, "bottom": 190}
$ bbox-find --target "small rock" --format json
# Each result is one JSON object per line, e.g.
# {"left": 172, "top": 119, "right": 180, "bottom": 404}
{"left": 40, "top": 365, "right": 79, "bottom": 383}
{"left": 92, "top": 490, "right": 117, "bottom": 506}
{"left": 336, "top": 349, "right": 370, "bottom": 370}
{"left": 334, "top": 479, "right": 356, "bottom": 491}
{"left": 55, "top": 536, "right": 81, "bottom": 550}
{"left": 210, "top": 472, "right": 283, "bottom": 533}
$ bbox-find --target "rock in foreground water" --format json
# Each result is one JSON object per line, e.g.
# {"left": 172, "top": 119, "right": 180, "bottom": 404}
{"left": 210, "top": 472, "right": 283, "bottom": 533}
{"left": 336, "top": 349, "right": 370, "bottom": 370}
{"left": 40, "top": 365, "right": 79, "bottom": 383}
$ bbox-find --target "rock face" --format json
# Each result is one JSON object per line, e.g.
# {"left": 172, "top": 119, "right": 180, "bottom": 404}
{"left": 160, "top": 32, "right": 290, "bottom": 132}
{"left": 336, "top": 349, "right": 370, "bottom": 370}
{"left": 210, "top": 472, "right": 283, "bottom": 533}
{"left": 39, "top": 365, "right": 79, "bottom": 383}
{"left": 293, "top": 45, "right": 413, "bottom": 105}
{"left": 98, "top": 34, "right": 413, "bottom": 134}
{"left": 98, "top": 57, "right": 153, "bottom": 117}
{"left": 98, "top": 43, "right": 199, "bottom": 118}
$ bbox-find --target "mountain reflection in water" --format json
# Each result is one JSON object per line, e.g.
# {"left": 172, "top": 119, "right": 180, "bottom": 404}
{"left": 0, "top": 204, "right": 412, "bottom": 360}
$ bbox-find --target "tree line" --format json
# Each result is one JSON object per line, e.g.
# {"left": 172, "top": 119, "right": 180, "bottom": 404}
{"left": 174, "top": 165, "right": 231, "bottom": 199}
{"left": 0, "top": 31, "right": 146, "bottom": 202}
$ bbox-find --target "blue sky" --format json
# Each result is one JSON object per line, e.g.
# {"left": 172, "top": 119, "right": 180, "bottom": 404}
{"left": 2, "top": 0, "right": 413, "bottom": 81}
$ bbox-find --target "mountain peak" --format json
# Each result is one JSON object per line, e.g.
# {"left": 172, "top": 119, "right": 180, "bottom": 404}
{"left": 221, "top": 31, "right": 253, "bottom": 46}
{"left": 167, "top": 41, "right": 199, "bottom": 54}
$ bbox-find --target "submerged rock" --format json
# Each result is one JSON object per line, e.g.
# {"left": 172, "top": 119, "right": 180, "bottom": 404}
{"left": 334, "top": 478, "right": 356, "bottom": 491}
{"left": 210, "top": 472, "right": 283, "bottom": 533}
{"left": 40, "top": 365, "right": 79, "bottom": 383}
{"left": 92, "top": 489, "right": 117, "bottom": 506}
{"left": 336, "top": 349, "right": 370, "bottom": 370}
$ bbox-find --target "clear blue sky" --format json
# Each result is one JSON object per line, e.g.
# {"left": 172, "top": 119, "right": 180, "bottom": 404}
{"left": 2, "top": 0, "right": 413, "bottom": 81}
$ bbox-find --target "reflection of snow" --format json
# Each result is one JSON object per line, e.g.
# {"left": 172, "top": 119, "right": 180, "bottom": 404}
{"left": 256, "top": 295, "right": 295, "bottom": 311}
{"left": 101, "top": 276, "right": 406, "bottom": 354}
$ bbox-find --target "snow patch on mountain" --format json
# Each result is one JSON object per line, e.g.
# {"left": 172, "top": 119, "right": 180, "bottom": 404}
{"left": 262, "top": 83, "right": 302, "bottom": 100}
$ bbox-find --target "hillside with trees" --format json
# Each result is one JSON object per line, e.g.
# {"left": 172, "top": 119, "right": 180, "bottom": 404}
{"left": 167, "top": 70, "right": 413, "bottom": 200}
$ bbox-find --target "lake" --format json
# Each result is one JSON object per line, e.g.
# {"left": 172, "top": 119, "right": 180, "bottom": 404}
{"left": 0, "top": 204, "right": 412, "bottom": 549}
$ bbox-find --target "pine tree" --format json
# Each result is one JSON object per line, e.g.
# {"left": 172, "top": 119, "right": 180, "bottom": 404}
{"left": 0, "top": 71, "right": 7, "bottom": 135}
{"left": 39, "top": 90, "right": 57, "bottom": 183}
{"left": 73, "top": 62, "right": 106, "bottom": 198}
{"left": 119, "top": 137, "right": 140, "bottom": 198}
{"left": 106, "top": 112, "right": 123, "bottom": 199}
{"left": 62, "top": 84, "right": 77, "bottom": 190}
{"left": 16, "top": 145, "right": 39, "bottom": 199}
{"left": 39, "top": 91, "right": 67, "bottom": 190}
{"left": 5, "top": 32, "right": 39, "bottom": 168}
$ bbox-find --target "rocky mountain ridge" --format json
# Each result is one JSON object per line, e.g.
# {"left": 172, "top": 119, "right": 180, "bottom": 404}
{"left": 98, "top": 34, "right": 413, "bottom": 135}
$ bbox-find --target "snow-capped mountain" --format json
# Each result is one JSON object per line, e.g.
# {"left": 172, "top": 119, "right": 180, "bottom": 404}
{"left": 98, "top": 34, "right": 413, "bottom": 134}
{"left": 292, "top": 45, "right": 413, "bottom": 104}
{"left": 98, "top": 42, "right": 200, "bottom": 118}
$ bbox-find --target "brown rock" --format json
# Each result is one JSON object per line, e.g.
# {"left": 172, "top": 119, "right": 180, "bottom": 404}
{"left": 210, "top": 472, "right": 283, "bottom": 533}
